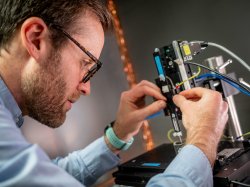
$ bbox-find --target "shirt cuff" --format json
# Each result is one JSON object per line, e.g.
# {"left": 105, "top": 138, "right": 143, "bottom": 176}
{"left": 147, "top": 144, "right": 213, "bottom": 187}
{"left": 166, "top": 144, "right": 213, "bottom": 186}
{"left": 53, "top": 136, "right": 120, "bottom": 186}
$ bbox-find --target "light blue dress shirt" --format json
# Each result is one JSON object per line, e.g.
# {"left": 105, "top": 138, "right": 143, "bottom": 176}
{"left": 0, "top": 78, "right": 213, "bottom": 187}
{"left": 147, "top": 145, "right": 213, "bottom": 187}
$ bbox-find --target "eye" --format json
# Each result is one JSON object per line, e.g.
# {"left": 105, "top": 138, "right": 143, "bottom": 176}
{"left": 80, "top": 59, "right": 93, "bottom": 70}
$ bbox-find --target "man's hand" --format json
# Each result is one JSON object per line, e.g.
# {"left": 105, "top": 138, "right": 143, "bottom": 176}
{"left": 113, "top": 80, "right": 166, "bottom": 142}
{"left": 173, "top": 87, "right": 229, "bottom": 166}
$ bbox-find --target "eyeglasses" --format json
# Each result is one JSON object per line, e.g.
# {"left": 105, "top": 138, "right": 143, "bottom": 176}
{"left": 51, "top": 24, "right": 102, "bottom": 83}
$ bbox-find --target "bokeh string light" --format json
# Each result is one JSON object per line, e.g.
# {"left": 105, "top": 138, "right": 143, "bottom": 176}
{"left": 107, "top": 0, "right": 154, "bottom": 151}
{"left": 107, "top": 0, "right": 136, "bottom": 88}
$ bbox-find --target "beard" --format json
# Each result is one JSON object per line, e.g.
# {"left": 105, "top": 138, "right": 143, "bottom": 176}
{"left": 21, "top": 49, "right": 68, "bottom": 128}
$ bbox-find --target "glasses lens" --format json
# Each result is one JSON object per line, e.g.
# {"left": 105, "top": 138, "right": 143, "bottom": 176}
{"left": 51, "top": 24, "right": 103, "bottom": 83}
{"left": 82, "top": 64, "right": 99, "bottom": 83}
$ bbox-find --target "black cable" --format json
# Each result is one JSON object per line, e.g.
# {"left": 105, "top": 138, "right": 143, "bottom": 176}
{"left": 184, "top": 61, "right": 250, "bottom": 93}
{"left": 231, "top": 180, "right": 250, "bottom": 187}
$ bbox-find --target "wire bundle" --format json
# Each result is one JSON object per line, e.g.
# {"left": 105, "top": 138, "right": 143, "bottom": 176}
{"left": 185, "top": 61, "right": 250, "bottom": 96}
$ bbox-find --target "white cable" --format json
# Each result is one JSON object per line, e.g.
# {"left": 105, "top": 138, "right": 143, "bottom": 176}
{"left": 207, "top": 42, "right": 250, "bottom": 72}
{"left": 231, "top": 180, "right": 250, "bottom": 187}
{"left": 166, "top": 76, "right": 175, "bottom": 88}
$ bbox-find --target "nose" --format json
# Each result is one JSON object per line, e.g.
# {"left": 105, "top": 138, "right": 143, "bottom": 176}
{"left": 78, "top": 81, "right": 91, "bottom": 95}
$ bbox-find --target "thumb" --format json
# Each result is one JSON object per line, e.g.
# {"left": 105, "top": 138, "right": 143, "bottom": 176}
{"left": 173, "top": 94, "right": 187, "bottom": 110}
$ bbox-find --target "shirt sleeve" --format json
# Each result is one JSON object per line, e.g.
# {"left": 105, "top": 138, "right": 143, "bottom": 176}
{"left": 53, "top": 136, "right": 120, "bottom": 186}
{"left": 147, "top": 145, "right": 213, "bottom": 187}
{"left": 0, "top": 101, "right": 84, "bottom": 187}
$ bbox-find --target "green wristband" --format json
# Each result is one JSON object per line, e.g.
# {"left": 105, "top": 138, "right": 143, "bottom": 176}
{"left": 105, "top": 125, "right": 134, "bottom": 151}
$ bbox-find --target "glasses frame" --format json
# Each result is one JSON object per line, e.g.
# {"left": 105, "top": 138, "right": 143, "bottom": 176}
{"left": 51, "top": 24, "right": 102, "bottom": 83}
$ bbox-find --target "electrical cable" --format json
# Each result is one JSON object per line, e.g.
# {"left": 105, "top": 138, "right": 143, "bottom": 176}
{"left": 147, "top": 66, "right": 250, "bottom": 120}
{"left": 241, "top": 131, "right": 250, "bottom": 138}
{"left": 146, "top": 110, "right": 163, "bottom": 120}
{"left": 191, "top": 41, "right": 250, "bottom": 72}
{"left": 197, "top": 74, "right": 250, "bottom": 96}
{"left": 176, "top": 67, "right": 201, "bottom": 88}
{"left": 166, "top": 76, "right": 175, "bottom": 89}
{"left": 167, "top": 128, "right": 175, "bottom": 143}
{"left": 207, "top": 42, "right": 250, "bottom": 72}
{"left": 222, "top": 134, "right": 232, "bottom": 140}
{"left": 231, "top": 180, "right": 250, "bottom": 187}
{"left": 236, "top": 131, "right": 250, "bottom": 140}
{"left": 196, "top": 73, "right": 250, "bottom": 96}
{"left": 185, "top": 61, "right": 250, "bottom": 94}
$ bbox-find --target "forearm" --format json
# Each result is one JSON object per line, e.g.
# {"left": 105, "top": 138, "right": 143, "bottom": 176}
{"left": 186, "top": 126, "right": 220, "bottom": 166}
{"left": 53, "top": 136, "right": 120, "bottom": 186}
{"left": 172, "top": 89, "right": 228, "bottom": 167}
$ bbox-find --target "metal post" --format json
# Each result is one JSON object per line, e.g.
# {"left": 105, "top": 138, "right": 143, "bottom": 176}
{"left": 204, "top": 56, "right": 243, "bottom": 140}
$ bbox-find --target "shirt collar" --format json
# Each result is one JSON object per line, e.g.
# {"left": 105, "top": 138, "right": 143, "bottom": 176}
{"left": 0, "top": 78, "right": 24, "bottom": 128}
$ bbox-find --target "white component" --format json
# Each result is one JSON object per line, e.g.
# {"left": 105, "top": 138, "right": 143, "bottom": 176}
{"left": 239, "top": 78, "right": 250, "bottom": 89}
{"left": 217, "top": 59, "right": 232, "bottom": 70}
{"left": 172, "top": 41, "right": 191, "bottom": 90}
{"left": 173, "top": 131, "right": 183, "bottom": 137}
{"left": 162, "top": 85, "right": 169, "bottom": 93}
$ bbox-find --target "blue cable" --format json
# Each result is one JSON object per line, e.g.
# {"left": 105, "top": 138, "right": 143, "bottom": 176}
{"left": 146, "top": 73, "right": 249, "bottom": 120}
{"left": 146, "top": 110, "right": 164, "bottom": 120}
{"left": 197, "top": 73, "right": 250, "bottom": 96}
{"left": 196, "top": 73, "right": 250, "bottom": 96}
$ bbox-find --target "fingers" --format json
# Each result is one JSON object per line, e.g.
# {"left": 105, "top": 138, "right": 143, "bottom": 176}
{"left": 136, "top": 100, "right": 166, "bottom": 120}
{"left": 178, "top": 87, "right": 223, "bottom": 104}
{"left": 137, "top": 80, "right": 161, "bottom": 92}
{"left": 223, "top": 100, "right": 229, "bottom": 112}
{"left": 174, "top": 87, "right": 224, "bottom": 110}
{"left": 179, "top": 87, "right": 209, "bottom": 99}
{"left": 127, "top": 81, "right": 166, "bottom": 102}
{"left": 173, "top": 94, "right": 188, "bottom": 112}
{"left": 221, "top": 100, "right": 229, "bottom": 117}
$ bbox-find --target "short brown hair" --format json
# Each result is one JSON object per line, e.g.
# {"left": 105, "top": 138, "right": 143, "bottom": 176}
{"left": 0, "top": 0, "right": 112, "bottom": 49}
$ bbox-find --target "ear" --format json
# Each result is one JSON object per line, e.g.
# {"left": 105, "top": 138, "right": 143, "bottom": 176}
{"left": 20, "top": 17, "right": 50, "bottom": 61}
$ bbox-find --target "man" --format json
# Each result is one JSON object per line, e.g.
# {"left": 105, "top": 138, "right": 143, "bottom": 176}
{"left": 0, "top": 0, "right": 228, "bottom": 186}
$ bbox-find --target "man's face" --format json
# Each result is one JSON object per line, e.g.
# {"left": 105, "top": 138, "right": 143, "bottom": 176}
{"left": 21, "top": 11, "right": 105, "bottom": 128}
{"left": 21, "top": 50, "right": 67, "bottom": 127}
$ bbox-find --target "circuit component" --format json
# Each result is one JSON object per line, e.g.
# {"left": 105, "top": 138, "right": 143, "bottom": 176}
{"left": 153, "top": 41, "right": 199, "bottom": 141}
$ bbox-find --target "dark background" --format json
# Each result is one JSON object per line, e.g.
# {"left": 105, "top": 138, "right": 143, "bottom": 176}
{"left": 115, "top": 0, "right": 250, "bottom": 134}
